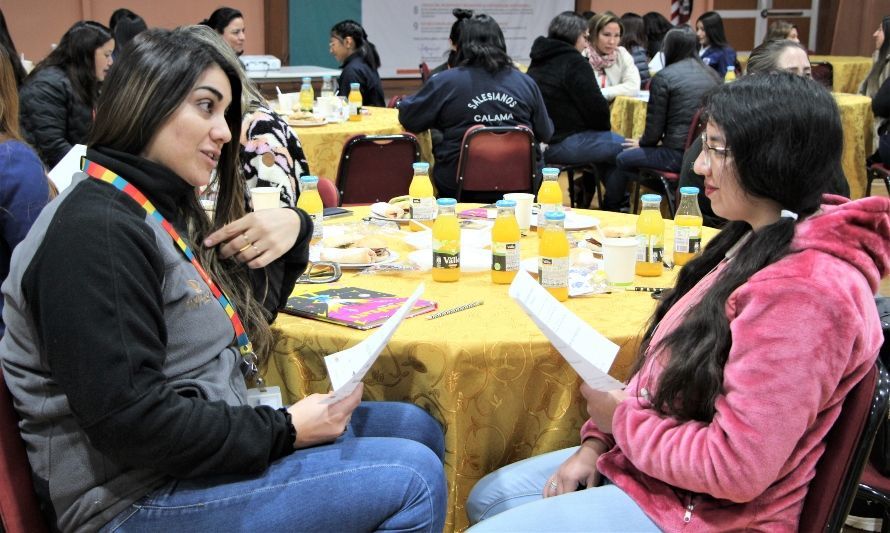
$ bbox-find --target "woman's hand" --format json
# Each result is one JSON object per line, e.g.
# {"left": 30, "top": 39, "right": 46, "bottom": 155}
{"left": 543, "top": 439, "right": 607, "bottom": 497}
{"left": 287, "top": 383, "right": 363, "bottom": 448}
{"left": 621, "top": 138, "right": 640, "bottom": 150}
{"left": 203, "top": 208, "right": 301, "bottom": 268}
{"left": 580, "top": 384, "right": 628, "bottom": 434}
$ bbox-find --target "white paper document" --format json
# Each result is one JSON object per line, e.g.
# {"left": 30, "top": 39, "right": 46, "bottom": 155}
{"left": 47, "top": 144, "right": 86, "bottom": 192}
{"left": 323, "top": 283, "right": 426, "bottom": 402}
{"left": 508, "top": 270, "right": 624, "bottom": 391}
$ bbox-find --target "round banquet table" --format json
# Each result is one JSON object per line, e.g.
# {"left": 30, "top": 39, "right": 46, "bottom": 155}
{"left": 609, "top": 94, "right": 874, "bottom": 199}
{"left": 264, "top": 205, "right": 719, "bottom": 532}
{"left": 289, "top": 106, "right": 433, "bottom": 183}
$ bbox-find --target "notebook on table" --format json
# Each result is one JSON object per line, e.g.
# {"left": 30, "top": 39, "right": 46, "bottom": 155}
{"left": 282, "top": 286, "right": 437, "bottom": 330}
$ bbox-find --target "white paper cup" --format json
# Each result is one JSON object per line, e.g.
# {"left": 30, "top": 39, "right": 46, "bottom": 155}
{"left": 277, "top": 92, "right": 298, "bottom": 114}
{"left": 250, "top": 187, "right": 280, "bottom": 211}
{"left": 503, "top": 192, "right": 534, "bottom": 235}
{"left": 602, "top": 237, "right": 638, "bottom": 286}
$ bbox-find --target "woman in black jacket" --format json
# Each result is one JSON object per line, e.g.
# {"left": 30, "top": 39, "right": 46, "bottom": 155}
{"left": 329, "top": 20, "right": 385, "bottom": 107}
{"left": 527, "top": 11, "right": 624, "bottom": 209}
{"left": 19, "top": 21, "right": 114, "bottom": 168}
{"left": 615, "top": 26, "right": 720, "bottom": 205}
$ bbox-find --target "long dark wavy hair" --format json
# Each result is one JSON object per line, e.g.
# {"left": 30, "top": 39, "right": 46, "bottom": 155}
{"left": 697, "top": 11, "right": 730, "bottom": 49}
{"left": 631, "top": 73, "right": 842, "bottom": 422}
{"left": 456, "top": 14, "right": 513, "bottom": 74}
{"left": 88, "top": 28, "right": 274, "bottom": 364}
{"left": 200, "top": 7, "right": 243, "bottom": 34}
{"left": 446, "top": 8, "right": 474, "bottom": 68}
{"left": 331, "top": 19, "right": 381, "bottom": 70}
{"left": 644, "top": 11, "right": 673, "bottom": 58}
{"left": 28, "top": 21, "right": 112, "bottom": 109}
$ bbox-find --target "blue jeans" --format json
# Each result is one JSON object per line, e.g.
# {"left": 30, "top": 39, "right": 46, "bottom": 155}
{"left": 101, "top": 402, "right": 447, "bottom": 532}
{"left": 465, "top": 446, "right": 659, "bottom": 532}
{"left": 546, "top": 131, "right": 625, "bottom": 209}
{"left": 614, "top": 146, "right": 684, "bottom": 206}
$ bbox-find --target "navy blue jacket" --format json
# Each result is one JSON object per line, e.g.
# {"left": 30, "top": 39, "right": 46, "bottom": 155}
{"left": 339, "top": 53, "right": 385, "bottom": 107}
{"left": 398, "top": 66, "right": 553, "bottom": 194}
{"left": 699, "top": 45, "right": 737, "bottom": 78}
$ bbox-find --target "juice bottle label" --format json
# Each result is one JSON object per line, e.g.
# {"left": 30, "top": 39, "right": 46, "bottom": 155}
{"left": 636, "top": 235, "right": 663, "bottom": 263}
{"left": 673, "top": 225, "right": 702, "bottom": 254}
{"left": 538, "top": 257, "right": 568, "bottom": 288}
{"left": 537, "top": 203, "right": 563, "bottom": 229}
{"left": 492, "top": 242, "right": 519, "bottom": 272}
{"left": 411, "top": 197, "right": 435, "bottom": 220}
{"left": 433, "top": 239, "right": 460, "bottom": 270}
{"left": 309, "top": 213, "right": 323, "bottom": 240}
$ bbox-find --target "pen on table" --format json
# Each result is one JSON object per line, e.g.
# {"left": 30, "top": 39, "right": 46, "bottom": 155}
{"left": 626, "top": 287, "right": 671, "bottom": 292}
{"left": 427, "top": 300, "right": 484, "bottom": 320}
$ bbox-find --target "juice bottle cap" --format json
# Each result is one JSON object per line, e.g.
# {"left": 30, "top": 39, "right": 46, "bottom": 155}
{"left": 641, "top": 193, "right": 662, "bottom": 202}
{"left": 679, "top": 186, "right": 700, "bottom": 195}
{"left": 323, "top": 75, "right": 331, "bottom": 80}
{"left": 412, "top": 162, "right": 430, "bottom": 172}
{"left": 437, "top": 198, "right": 457, "bottom": 206}
{"left": 542, "top": 167, "right": 559, "bottom": 177}
{"left": 496, "top": 199, "right": 516, "bottom": 208}
{"left": 300, "top": 176, "right": 319, "bottom": 184}
{"left": 302, "top": 77, "right": 311, "bottom": 83}
{"left": 350, "top": 82, "right": 360, "bottom": 89}
{"left": 544, "top": 211, "right": 566, "bottom": 221}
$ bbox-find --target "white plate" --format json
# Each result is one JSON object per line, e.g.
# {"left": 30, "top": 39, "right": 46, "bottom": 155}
{"left": 369, "top": 202, "right": 412, "bottom": 224}
{"left": 338, "top": 250, "right": 400, "bottom": 269}
{"left": 287, "top": 118, "right": 328, "bottom": 127}
{"left": 530, "top": 212, "right": 600, "bottom": 231}
{"left": 407, "top": 248, "right": 491, "bottom": 272}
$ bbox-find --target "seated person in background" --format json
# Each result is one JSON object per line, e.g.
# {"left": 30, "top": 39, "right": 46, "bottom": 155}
{"left": 765, "top": 20, "right": 800, "bottom": 43}
{"left": 861, "top": 16, "right": 890, "bottom": 163}
{"left": 681, "top": 38, "right": 848, "bottom": 228}
{"left": 527, "top": 11, "right": 624, "bottom": 210}
{"left": 200, "top": 7, "right": 246, "bottom": 56}
{"left": 0, "top": 45, "right": 52, "bottom": 336}
{"left": 644, "top": 11, "right": 674, "bottom": 75}
{"left": 431, "top": 8, "right": 474, "bottom": 77}
{"left": 0, "top": 28, "right": 447, "bottom": 532}
{"left": 466, "top": 72, "right": 890, "bottom": 532}
{"left": 615, "top": 26, "right": 721, "bottom": 211}
{"left": 399, "top": 14, "right": 553, "bottom": 199}
{"left": 19, "top": 21, "right": 114, "bottom": 168}
{"left": 0, "top": 8, "right": 27, "bottom": 88}
{"left": 619, "top": 13, "right": 650, "bottom": 87}
{"left": 186, "top": 25, "right": 309, "bottom": 208}
{"left": 586, "top": 12, "right": 640, "bottom": 101}
{"left": 111, "top": 11, "right": 147, "bottom": 59}
{"left": 696, "top": 11, "right": 736, "bottom": 78}
{"left": 329, "top": 20, "right": 386, "bottom": 107}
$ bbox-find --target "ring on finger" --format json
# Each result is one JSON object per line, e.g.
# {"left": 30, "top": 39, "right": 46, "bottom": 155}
{"left": 238, "top": 242, "right": 252, "bottom": 253}
{"left": 549, "top": 480, "right": 558, "bottom": 490}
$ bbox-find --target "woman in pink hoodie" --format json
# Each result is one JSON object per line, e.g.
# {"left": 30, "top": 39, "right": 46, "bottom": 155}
{"left": 466, "top": 72, "right": 890, "bottom": 531}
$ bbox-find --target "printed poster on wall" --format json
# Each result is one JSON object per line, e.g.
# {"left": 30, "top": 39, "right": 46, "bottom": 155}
{"left": 362, "top": 0, "right": 573, "bottom": 78}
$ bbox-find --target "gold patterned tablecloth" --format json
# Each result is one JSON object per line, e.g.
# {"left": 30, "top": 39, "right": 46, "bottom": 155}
{"left": 264, "top": 206, "right": 718, "bottom": 532}
{"left": 608, "top": 94, "right": 873, "bottom": 199}
{"left": 291, "top": 107, "right": 433, "bottom": 182}
{"left": 809, "top": 55, "right": 873, "bottom": 94}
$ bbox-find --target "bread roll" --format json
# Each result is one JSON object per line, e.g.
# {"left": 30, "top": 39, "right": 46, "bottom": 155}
{"left": 356, "top": 235, "right": 387, "bottom": 250}
{"left": 319, "top": 233, "right": 362, "bottom": 249}
{"left": 319, "top": 247, "right": 376, "bottom": 264}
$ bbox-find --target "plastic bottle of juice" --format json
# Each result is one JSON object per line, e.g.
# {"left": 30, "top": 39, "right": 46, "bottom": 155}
{"left": 432, "top": 198, "right": 460, "bottom": 282}
{"left": 724, "top": 65, "right": 736, "bottom": 83}
{"left": 299, "top": 77, "right": 315, "bottom": 112}
{"left": 348, "top": 82, "right": 363, "bottom": 122}
{"left": 635, "top": 194, "right": 664, "bottom": 276}
{"left": 537, "top": 167, "right": 562, "bottom": 235}
{"left": 296, "top": 176, "right": 324, "bottom": 242}
{"left": 538, "top": 211, "right": 569, "bottom": 301}
{"left": 409, "top": 162, "right": 436, "bottom": 221}
{"left": 320, "top": 75, "right": 334, "bottom": 98}
{"left": 673, "top": 186, "right": 704, "bottom": 266}
{"left": 491, "top": 199, "right": 521, "bottom": 284}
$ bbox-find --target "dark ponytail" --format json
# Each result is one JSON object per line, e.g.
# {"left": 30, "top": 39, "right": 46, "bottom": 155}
{"left": 631, "top": 73, "right": 843, "bottom": 422}
{"left": 331, "top": 20, "right": 381, "bottom": 70}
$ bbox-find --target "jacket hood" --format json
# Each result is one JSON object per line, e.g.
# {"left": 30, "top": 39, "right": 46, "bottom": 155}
{"left": 529, "top": 36, "right": 579, "bottom": 62}
{"left": 792, "top": 194, "right": 890, "bottom": 292}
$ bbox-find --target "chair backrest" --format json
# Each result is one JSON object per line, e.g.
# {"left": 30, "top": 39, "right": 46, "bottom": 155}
{"left": 335, "top": 133, "right": 421, "bottom": 206}
{"left": 455, "top": 125, "right": 536, "bottom": 202}
{"left": 799, "top": 361, "right": 890, "bottom": 532}
{"left": 315, "top": 177, "right": 339, "bottom": 208}
{"left": 419, "top": 62, "right": 431, "bottom": 83}
{"left": 684, "top": 108, "right": 705, "bottom": 152}
{"left": 811, "top": 62, "right": 833, "bottom": 90}
{"left": 0, "top": 372, "right": 48, "bottom": 533}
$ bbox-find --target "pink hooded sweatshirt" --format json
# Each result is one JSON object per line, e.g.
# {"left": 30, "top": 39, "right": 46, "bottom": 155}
{"left": 582, "top": 195, "right": 890, "bottom": 531}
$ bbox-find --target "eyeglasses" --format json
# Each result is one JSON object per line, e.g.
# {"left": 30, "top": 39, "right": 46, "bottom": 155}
{"left": 700, "top": 133, "right": 731, "bottom": 168}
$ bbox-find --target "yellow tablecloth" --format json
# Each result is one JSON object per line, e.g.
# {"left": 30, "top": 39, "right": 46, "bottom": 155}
{"left": 608, "top": 94, "right": 873, "bottom": 199}
{"left": 291, "top": 107, "right": 433, "bottom": 182}
{"left": 264, "top": 206, "right": 718, "bottom": 532}
{"left": 809, "top": 55, "right": 873, "bottom": 94}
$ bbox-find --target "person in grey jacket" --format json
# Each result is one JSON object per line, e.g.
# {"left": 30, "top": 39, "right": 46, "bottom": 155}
{"left": 19, "top": 21, "right": 114, "bottom": 168}
{"left": 614, "top": 26, "right": 721, "bottom": 201}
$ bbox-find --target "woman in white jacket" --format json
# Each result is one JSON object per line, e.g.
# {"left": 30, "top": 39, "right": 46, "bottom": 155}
{"left": 586, "top": 12, "right": 640, "bottom": 101}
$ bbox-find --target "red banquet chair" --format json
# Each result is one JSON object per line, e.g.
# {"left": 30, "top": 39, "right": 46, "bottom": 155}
{"left": 315, "top": 176, "right": 340, "bottom": 208}
{"left": 455, "top": 125, "right": 536, "bottom": 203}
{"left": 335, "top": 133, "right": 421, "bottom": 206}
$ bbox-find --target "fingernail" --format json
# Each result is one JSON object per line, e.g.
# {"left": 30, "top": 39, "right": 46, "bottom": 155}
{"left": 203, "top": 238, "right": 213, "bottom": 246}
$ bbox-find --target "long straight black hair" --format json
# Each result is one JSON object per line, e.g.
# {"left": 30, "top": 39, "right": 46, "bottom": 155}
{"left": 331, "top": 19, "right": 381, "bottom": 70}
{"left": 697, "top": 11, "right": 729, "bottom": 48}
{"left": 456, "top": 14, "right": 513, "bottom": 74}
{"left": 632, "top": 73, "right": 842, "bottom": 422}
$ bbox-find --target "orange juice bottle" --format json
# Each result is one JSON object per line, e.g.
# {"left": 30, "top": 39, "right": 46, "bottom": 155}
{"left": 296, "top": 176, "right": 324, "bottom": 242}
{"left": 409, "top": 162, "right": 436, "bottom": 221}
{"left": 348, "top": 82, "right": 362, "bottom": 122}
{"left": 538, "top": 211, "right": 569, "bottom": 301}
{"left": 491, "top": 199, "right": 521, "bottom": 284}
{"left": 635, "top": 194, "right": 664, "bottom": 277}
{"left": 673, "top": 186, "right": 704, "bottom": 266}
{"left": 536, "top": 167, "right": 562, "bottom": 235}
{"left": 299, "top": 77, "right": 315, "bottom": 112}
{"left": 432, "top": 198, "right": 460, "bottom": 282}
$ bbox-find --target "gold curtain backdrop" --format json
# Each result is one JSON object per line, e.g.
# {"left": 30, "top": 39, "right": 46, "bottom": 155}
{"left": 264, "top": 206, "right": 719, "bottom": 532}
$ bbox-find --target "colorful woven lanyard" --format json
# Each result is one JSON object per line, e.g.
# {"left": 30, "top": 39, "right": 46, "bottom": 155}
{"left": 80, "top": 158, "right": 260, "bottom": 383}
